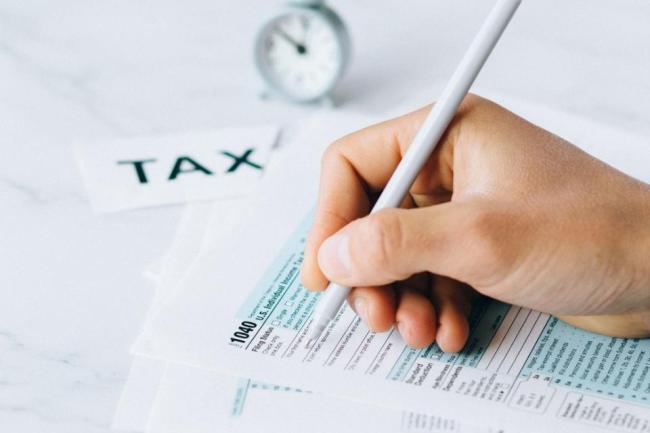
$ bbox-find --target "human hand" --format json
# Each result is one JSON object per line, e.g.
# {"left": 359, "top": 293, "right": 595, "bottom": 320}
{"left": 300, "top": 95, "right": 650, "bottom": 351}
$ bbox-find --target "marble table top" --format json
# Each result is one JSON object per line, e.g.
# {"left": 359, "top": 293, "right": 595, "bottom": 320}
{"left": 1, "top": 0, "right": 648, "bottom": 431}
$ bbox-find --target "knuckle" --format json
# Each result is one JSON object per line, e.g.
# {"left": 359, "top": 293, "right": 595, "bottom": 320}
{"left": 321, "top": 138, "right": 347, "bottom": 169}
{"left": 456, "top": 93, "right": 482, "bottom": 116}
{"left": 320, "top": 142, "right": 338, "bottom": 168}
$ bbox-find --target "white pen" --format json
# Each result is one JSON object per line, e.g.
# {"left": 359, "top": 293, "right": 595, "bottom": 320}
{"left": 305, "top": 0, "right": 522, "bottom": 349}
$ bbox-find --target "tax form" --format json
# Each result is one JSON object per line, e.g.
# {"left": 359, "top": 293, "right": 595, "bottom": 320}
{"left": 115, "top": 189, "right": 500, "bottom": 433}
{"left": 115, "top": 189, "right": 499, "bottom": 433}
{"left": 134, "top": 98, "right": 650, "bottom": 433}
{"left": 221, "top": 211, "right": 650, "bottom": 431}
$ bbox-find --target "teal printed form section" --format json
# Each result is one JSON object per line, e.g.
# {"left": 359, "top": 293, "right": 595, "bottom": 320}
{"left": 387, "top": 299, "right": 511, "bottom": 381}
{"left": 520, "top": 317, "right": 650, "bottom": 405}
{"left": 425, "top": 299, "right": 511, "bottom": 367}
{"left": 236, "top": 210, "right": 320, "bottom": 332}
{"left": 230, "top": 378, "right": 251, "bottom": 417}
{"left": 249, "top": 381, "right": 311, "bottom": 394}
{"left": 388, "top": 347, "right": 422, "bottom": 382}
{"left": 230, "top": 378, "right": 311, "bottom": 417}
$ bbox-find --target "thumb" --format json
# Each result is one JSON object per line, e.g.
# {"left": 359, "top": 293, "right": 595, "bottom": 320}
{"left": 317, "top": 203, "right": 468, "bottom": 288}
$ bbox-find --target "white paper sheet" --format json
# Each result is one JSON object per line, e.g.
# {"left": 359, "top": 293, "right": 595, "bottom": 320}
{"left": 147, "top": 364, "right": 492, "bottom": 433}
{"left": 111, "top": 356, "right": 167, "bottom": 432}
{"left": 75, "top": 125, "right": 279, "bottom": 213}
{"left": 112, "top": 203, "right": 217, "bottom": 431}
{"left": 132, "top": 98, "right": 650, "bottom": 433}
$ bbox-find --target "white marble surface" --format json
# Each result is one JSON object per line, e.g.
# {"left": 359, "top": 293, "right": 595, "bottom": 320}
{"left": 1, "top": 1, "right": 648, "bottom": 432}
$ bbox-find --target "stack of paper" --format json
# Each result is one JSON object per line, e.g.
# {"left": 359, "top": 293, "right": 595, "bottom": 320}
{"left": 112, "top": 97, "right": 650, "bottom": 433}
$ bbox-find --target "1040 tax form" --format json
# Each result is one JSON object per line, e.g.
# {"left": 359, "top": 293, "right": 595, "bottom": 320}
{"left": 135, "top": 101, "right": 650, "bottom": 433}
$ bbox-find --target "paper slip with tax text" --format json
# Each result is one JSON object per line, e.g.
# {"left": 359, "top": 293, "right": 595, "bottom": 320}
{"left": 134, "top": 101, "right": 650, "bottom": 433}
{"left": 75, "top": 126, "right": 278, "bottom": 213}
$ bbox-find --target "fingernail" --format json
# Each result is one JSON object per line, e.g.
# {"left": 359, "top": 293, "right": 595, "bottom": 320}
{"left": 318, "top": 231, "right": 352, "bottom": 280}
{"left": 353, "top": 297, "right": 368, "bottom": 323}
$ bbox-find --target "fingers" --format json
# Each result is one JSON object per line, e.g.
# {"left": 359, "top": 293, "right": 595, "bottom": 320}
{"left": 301, "top": 154, "right": 370, "bottom": 290}
{"left": 300, "top": 103, "right": 456, "bottom": 291}
{"left": 349, "top": 273, "right": 428, "bottom": 334}
{"left": 395, "top": 287, "right": 438, "bottom": 349}
{"left": 431, "top": 276, "right": 473, "bottom": 353}
{"left": 346, "top": 276, "right": 474, "bottom": 352}
{"left": 348, "top": 286, "right": 396, "bottom": 332}
{"left": 390, "top": 277, "right": 473, "bottom": 351}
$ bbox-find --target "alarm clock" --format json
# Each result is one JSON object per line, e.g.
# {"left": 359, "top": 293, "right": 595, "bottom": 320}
{"left": 254, "top": 0, "right": 350, "bottom": 104}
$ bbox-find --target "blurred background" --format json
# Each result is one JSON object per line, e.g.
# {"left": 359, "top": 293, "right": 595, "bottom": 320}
{"left": 1, "top": 1, "right": 649, "bottom": 432}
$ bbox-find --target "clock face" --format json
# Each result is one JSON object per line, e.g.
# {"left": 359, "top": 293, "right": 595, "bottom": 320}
{"left": 256, "top": 9, "right": 347, "bottom": 102}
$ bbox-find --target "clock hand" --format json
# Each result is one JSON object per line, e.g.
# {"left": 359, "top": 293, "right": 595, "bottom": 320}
{"left": 275, "top": 28, "right": 307, "bottom": 55}
{"left": 299, "top": 15, "right": 310, "bottom": 43}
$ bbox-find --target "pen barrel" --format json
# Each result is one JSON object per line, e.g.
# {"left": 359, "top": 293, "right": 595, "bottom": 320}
{"left": 309, "top": 0, "right": 522, "bottom": 340}
{"left": 314, "top": 283, "right": 351, "bottom": 319}
{"left": 372, "top": 0, "right": 521, "bottom": 212}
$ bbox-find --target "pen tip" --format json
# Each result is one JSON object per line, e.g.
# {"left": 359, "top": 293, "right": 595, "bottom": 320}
{"left": 305, "top": 320, "right": 327, "bottom": 349}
